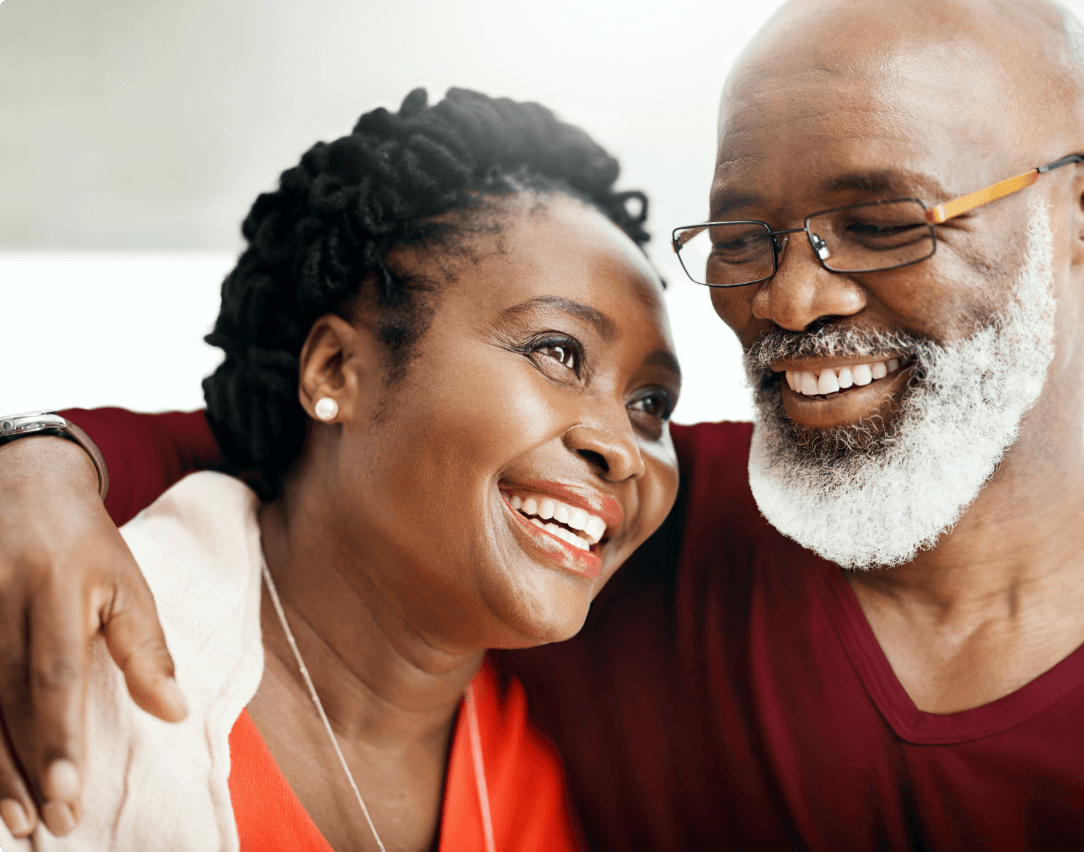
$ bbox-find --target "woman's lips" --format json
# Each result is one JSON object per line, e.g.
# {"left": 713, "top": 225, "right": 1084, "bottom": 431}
{"left": 507, "top": 479, "right": 623, "bottom": 529}
{"left": 499, "top": 481, "right": 620, "bottom": 579}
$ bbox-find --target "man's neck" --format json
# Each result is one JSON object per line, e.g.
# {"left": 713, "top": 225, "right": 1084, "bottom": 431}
{"left": 846, "top": 430, "right": 1084, "bottom": 713}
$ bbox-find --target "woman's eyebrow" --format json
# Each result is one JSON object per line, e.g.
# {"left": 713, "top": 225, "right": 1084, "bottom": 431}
{"left": 499, "top": 296, "right": 616, "bottom": 341}
{"left": 645, "top": 349, "right": 682, "bottom": 380}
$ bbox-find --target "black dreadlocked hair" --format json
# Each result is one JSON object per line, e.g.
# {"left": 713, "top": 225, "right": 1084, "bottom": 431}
{"left": 203, "top": 87, "right": 651, "bottom": 499}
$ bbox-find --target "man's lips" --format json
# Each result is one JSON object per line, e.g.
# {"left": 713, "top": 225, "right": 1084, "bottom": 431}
{"left": 773, "top": 355, "right": 908, "bottom": 398}
{"left": 773, "top": 357, "right": 913, "bottom": 430}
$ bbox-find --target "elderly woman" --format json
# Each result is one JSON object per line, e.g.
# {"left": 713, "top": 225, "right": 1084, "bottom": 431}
{"left": 0, "top": 88, "right": 680, "bottom": 851}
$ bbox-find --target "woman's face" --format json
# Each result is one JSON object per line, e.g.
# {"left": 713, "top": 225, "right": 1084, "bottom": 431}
{"left": 322, "top": 196, "right": 680, "bottom": 648}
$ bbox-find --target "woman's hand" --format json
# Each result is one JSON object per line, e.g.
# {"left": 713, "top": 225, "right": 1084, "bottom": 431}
{"left": 0, "top": 436, "right": 186, "bottom": 838}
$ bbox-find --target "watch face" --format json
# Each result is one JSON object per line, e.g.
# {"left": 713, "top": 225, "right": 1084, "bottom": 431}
{"left": 0, "top": 411, "right": 63, "bottom": 437}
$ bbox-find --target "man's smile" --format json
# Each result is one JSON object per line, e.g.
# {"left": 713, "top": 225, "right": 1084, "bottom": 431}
{"left": 780, "top": 357, "right": 905, "bottom": 397}
{"left": 774, "top": 357, "right": 911, "bottom": 430}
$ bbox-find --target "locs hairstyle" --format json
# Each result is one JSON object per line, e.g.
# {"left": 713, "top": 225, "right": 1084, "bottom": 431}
{"left": 202, "top": 88, "right": 651, "bottom": 498}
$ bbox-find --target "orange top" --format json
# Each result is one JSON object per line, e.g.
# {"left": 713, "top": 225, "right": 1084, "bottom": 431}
{"left": 227, "top": 658, "right": 583, "bottom": 851}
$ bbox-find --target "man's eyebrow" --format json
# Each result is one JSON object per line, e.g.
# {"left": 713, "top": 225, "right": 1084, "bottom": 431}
{"left": 500, "top": 296, "right": 616, "bottom": 340}
{"left": 708, "top": 171, "right": 954, "bottom": 220}
{"left": 708, "top": 192, "right": 762, "bottom": 220}
{"left": 820, "top": 170, "right": 949, "bottom": 200}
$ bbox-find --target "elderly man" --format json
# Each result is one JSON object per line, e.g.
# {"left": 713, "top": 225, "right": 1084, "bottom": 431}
{"left": 2, "top": 0, "right": 1083, "bottom": 848}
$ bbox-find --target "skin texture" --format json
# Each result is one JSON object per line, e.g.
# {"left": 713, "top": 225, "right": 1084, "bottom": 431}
{"left": 709, "top": 0, "right": 1084, "bottom": 712}
{"left": 0, "top": 195, "right": 681, "bottom": 848}
{"left": 249, "top": 197, "right": 679, "bottom": 850}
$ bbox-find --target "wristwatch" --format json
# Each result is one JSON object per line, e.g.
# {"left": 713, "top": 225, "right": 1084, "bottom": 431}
{"left": 0, "top": 410, "right": 110, "bottom": 500}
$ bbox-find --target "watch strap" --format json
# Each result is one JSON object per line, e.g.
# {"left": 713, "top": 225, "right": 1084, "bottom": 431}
{"left": 0, "top": 410, "right": 110, "bottom": 500}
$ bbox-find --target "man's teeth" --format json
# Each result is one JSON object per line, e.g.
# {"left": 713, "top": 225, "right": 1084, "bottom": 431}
{"left": 785, "top": 358, "right": 901, "bottom": 396}
{"left": 507, "top": 493, "right": 607, "bottom": 549}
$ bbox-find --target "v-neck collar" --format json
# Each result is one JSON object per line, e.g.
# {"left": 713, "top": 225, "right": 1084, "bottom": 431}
{"left": 814, "top": 561, "right": 1084, "bottom": 744}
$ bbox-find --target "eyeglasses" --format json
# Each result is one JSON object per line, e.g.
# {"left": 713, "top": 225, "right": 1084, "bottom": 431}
{"left": 672, "top": 154, "right": 1084, "bottom": 288}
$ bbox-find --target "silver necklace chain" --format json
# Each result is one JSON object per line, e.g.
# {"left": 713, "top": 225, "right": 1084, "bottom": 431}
{"left": 261, "top": 563, "right": 496, "bottom": 852}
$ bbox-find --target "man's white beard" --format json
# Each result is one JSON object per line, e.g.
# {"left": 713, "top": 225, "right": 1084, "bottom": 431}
{"left": 746, "top": 201, "right": 1056, "bottom": 570}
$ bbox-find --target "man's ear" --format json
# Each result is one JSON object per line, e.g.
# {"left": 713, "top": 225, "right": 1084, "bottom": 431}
{"left": 1072, "top": 167, "right": 1084, "bottom": 267}
{"left": 297, "top": 313, "right": 384, "bottom": 425}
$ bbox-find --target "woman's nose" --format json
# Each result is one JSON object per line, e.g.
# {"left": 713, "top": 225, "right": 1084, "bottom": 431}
{"left": 562, "top": 412, "right": 646, "bottom": 482}
{"left": 752, "top": 234, "right": 866, "bottom": 331}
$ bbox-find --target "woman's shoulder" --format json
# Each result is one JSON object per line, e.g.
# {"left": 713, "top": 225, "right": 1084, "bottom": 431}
{"left": 120, "top": 471, "right": 259, "bottom": 564}
{"left": 118, "top": 469, "right": 264, "bottom": 709}
{"left": 120, "top": 471, "right": 262, "bottom": 645}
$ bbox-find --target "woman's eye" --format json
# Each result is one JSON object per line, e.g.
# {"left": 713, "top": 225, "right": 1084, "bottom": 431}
{"left": 629, "top": 390, "right": 674, "bottom": 422}
{"left": 536, "top": 342, "right": 578, "bottom": 372}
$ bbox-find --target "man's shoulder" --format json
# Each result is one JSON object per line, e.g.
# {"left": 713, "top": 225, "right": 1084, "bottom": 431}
{"left": 670, "top": 420, "right": 754, "bottom": 470}
{"left": 594, "top": 420, "right": 769, "bottom": 605}
{"left": 669, "top": 420, "right": 761, "bottom": 527}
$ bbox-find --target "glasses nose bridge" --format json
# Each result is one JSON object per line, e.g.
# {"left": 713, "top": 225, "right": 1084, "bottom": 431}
{"left": 766, "top": 225, "right": 807, "bottom": 269}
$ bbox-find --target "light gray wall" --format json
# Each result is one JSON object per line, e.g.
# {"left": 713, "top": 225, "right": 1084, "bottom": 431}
{"left": 2, "top": 0, "right": 785, "bottom": 422}
{"left": 4, "top": 0, "right": 1082, "bottom": 422}
{"left": 0, "top": 0, "right": 782, "bottom": 261}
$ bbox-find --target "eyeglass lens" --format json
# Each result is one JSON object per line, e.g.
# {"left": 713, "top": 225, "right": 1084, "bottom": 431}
{"left": 675, "top": 199, "right": 935, "bottom": 287}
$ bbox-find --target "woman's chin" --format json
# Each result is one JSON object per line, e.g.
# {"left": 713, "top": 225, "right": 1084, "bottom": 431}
{"left": 489, "top": 595, "right": 592, "bottom": 649}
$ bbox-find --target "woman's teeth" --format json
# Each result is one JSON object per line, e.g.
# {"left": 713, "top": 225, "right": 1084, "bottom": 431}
{"left": 785, "top": 358, "right": 902, "bottom": 397}
{"left": 507, "top": 493, "right": 607, "bottom": 551}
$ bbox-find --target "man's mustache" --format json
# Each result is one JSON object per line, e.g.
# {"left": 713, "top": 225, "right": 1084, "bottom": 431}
{"left": 743, "top": 324, "right": 930, "bottom": 388}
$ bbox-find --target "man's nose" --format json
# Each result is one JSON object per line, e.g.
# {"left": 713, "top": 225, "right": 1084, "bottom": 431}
{"left": 751, "top": 234, "right": 866, "bottom": 331}
{"left": 562, "top": 407, "right": 646, "bottom": 483}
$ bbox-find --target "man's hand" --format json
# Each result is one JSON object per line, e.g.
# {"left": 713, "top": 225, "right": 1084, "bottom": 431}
{"left": 0, "top": 436, "right": 186, "bottom": 838}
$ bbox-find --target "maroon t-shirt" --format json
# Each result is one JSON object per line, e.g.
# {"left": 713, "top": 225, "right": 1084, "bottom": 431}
{"left": 68, "top": 409, "right": 1084, "bottom": 850}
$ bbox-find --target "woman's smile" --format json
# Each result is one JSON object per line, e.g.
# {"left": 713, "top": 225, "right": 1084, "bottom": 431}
{"left": 498, "top": 481, "right": 622, "bottom": 579}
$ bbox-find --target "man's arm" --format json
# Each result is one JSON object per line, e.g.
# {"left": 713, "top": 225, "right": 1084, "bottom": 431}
{"left": 0, "top": 407, "right": 221, "bottom": 837}
{"left": 62, "top": 408, "right": 223, "bottom": 525}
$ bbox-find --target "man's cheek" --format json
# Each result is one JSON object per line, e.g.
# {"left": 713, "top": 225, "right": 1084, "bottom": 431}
{"left": 709, "top": 287, "right": 757, "bottom": 339}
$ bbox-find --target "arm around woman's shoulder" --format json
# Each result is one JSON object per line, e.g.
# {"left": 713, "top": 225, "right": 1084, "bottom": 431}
{"left": 0, "top": 406, "right": 217, "bottom": 840}
{"left": 61, "top": 407, "right": 223, "bottom": 525}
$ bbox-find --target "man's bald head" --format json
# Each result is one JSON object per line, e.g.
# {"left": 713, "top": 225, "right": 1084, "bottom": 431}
{"left": 720, "top": 0, "right": 1084, "bottom": 184}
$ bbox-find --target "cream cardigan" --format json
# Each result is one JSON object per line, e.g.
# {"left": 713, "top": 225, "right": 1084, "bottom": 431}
{"left": 0, "top": 472, "right": 265, "bottom": 852}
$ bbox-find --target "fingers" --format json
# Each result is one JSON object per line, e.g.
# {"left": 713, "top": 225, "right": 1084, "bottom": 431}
{"left": 0, "top": 620, "right": 37, "bottom": 838}
{"left": 23, "top": 584, "right": 87, "bottom": 836}
{"left": 102, "top": 564, "right": 187, "bottom": 724}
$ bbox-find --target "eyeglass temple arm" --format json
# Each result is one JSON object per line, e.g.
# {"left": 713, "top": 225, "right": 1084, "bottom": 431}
{"left": 925, "top": 154, "right": 1084, "bottom": 225}
{"left": 671, "top": 227, "right": 701, "bottom": 252}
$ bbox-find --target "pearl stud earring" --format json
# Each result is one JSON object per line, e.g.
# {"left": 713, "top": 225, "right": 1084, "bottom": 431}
{"left": 314, "top": 397, "right": 339, "bottom": 422}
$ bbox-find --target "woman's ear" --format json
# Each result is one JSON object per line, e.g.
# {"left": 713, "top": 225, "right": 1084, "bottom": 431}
{"left": 297, "top": 312, "right": 384, "bottom": 426}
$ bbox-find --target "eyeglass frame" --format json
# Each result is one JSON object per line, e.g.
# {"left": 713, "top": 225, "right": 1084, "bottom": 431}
{"left": 671, "top": 153, "right": 1084, "bottom": 288}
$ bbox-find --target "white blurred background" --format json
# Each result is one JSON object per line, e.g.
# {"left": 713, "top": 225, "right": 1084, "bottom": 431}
{"left": 5, "top": 0, "right": 1082, "bottom": 424}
